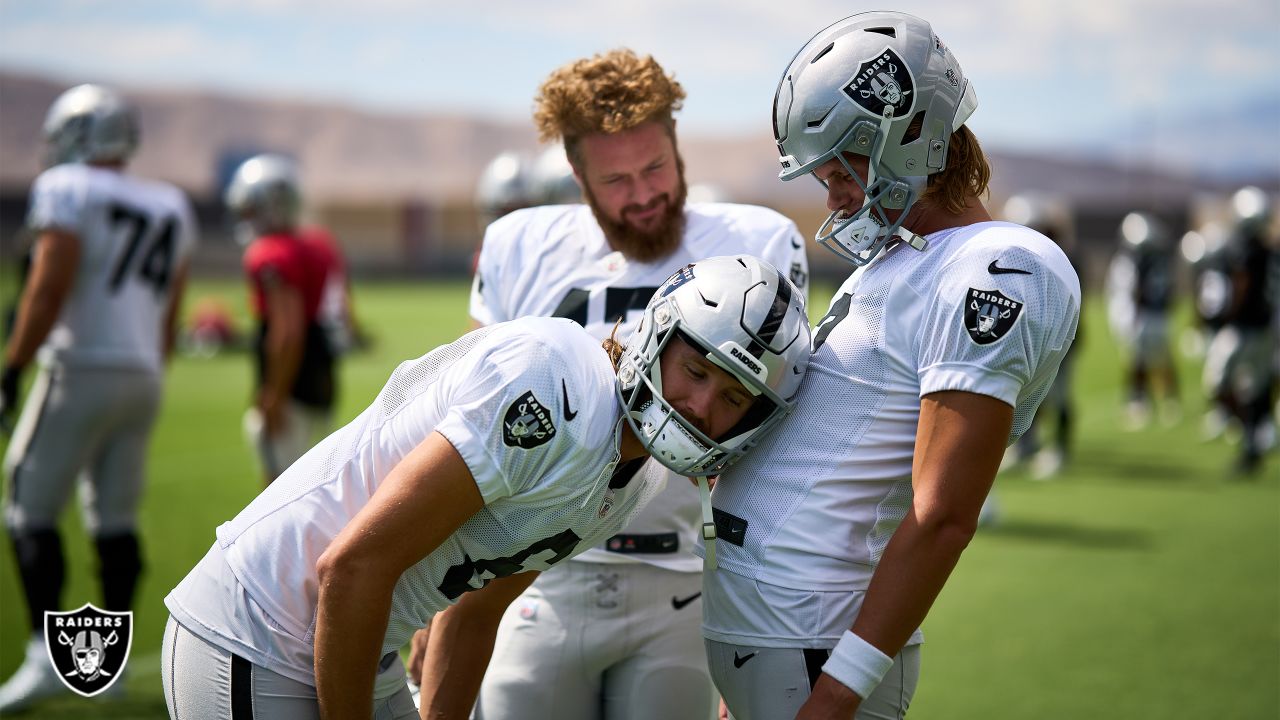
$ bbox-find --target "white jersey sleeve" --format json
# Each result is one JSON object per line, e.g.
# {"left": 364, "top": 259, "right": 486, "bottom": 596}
{"left": 435, "top": 320, "right": 604, "bottom": 503}
{"left": 917, "top": 235, "right": 1080, "bottom": 408}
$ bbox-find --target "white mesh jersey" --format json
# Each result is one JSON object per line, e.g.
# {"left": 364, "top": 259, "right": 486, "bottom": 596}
{"left": 470, "top": 202, "right": 809, "bottom": 571}
{"left": 26, "top": 163, "right": 198, "bottom": 373}
{"left": 700, "top": 222, "right": 1080, "bottom": 645}
{"left": 165, "top": 318, "right": 664, "bottom": 688}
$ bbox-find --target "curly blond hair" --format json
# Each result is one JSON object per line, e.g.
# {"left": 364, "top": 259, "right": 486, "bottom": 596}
{"left": 534, "top": 49, "right": 686, "bottom": 168}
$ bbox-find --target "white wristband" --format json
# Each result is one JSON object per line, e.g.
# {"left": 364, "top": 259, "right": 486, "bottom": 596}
{"left": 821, "top": 631, "right": 893, "bottom": 700}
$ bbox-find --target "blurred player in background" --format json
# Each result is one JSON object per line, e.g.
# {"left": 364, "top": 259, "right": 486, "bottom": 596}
{"left": 528, "top": 141, "right": 583, "bottom": 206}
{"left": 1201, "top": 186, "right": 1277, "bottom": 474}
{"left": 475, "top": 150, "right": 535, "bottom": 229}
{"left": 701, "top": 13, "right": 1080, "bottom": 718}
{"left": 414, "top": 48, "right": 809, "bottom": 720}
{"left": 0, "top": 84, "right": 198, "bottom": 712}
{"left": 1106, "top": 211, "right": 1179, "bottom": 428}
{"left": 225, "top": 154, "right": 356, "bottom": 483}
{"left": 1002, "top": 194, "right": 1082, "bottom": 479}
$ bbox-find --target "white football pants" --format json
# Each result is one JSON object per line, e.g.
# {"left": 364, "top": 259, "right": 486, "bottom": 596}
{"left": 475, "top": 561, "right": 716, "bottom": 720}
{"left": 162, "top": 617, "right": 417, "bottom": 720}
{"left": 705, "top": 639, "right": 920, "bottom": 720}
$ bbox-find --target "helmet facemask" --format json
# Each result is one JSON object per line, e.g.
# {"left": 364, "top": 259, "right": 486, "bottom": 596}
{"left": 808, "top": 112, "right": 924, "bottom": 266}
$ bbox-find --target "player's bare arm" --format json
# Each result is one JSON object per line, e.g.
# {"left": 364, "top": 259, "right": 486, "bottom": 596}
{"left": 259, "top": 278, "right": 305, "bottom": 435}
{"left": 417, "top": 570, "right": 539, "bottom": 720}
{"left": 161, "top": 261, "right": 190, "bottom": 362}
{"left": 3, "top": 229, "right": 80, "bottom": 369}
{"left": 313, "top": 430, "right": 484, "bottom": 720}
{"left": 801, "top": 390, "right": 1012, "bottom": 718}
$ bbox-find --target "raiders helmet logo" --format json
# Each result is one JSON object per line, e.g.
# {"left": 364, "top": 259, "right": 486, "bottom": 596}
{"left": 44, "top": 604, "right": 133, "bottom": 698}
{"left": 965, "top": 288, "right": 1024, "bottom": 345}
{"left": 843, "top": 47, "right": 915, "bottom": 118}
{"left": 503, "top": 390, "right": 557, "bottom": 448}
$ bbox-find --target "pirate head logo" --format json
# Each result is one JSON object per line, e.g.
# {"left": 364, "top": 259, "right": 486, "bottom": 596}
{"left": 843, "top": 47, "right": 915, "bottom": 118}
{"left": 44, "top": 604, "right": 132, "bottom": 697}
{"left": 503, "top": 390, "right": 557, "bottom": 449}
{"left": 660, "top": 263, "right": 696, "bottom": 297}
{"left": 965, "top": 288, "right": 1024, "bottom": 345}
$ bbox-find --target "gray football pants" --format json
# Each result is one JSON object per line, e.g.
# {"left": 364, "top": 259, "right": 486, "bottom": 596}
{"left": 4, "top": 364, "right": 160, "bottom": 535}
{"left": 705, "top": 639, "right": 920, "bottom": 720}
{"left": 162, "top": 617, "right": 417, "bottom": 720}
{"left": 476, "top": 561, "right": 716, "bottom": 720}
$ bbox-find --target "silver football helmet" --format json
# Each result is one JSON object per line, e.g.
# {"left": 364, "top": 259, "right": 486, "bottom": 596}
{"left": 224, "top": 154, "right": 301, "bottom": 242}
{"left": 529, "top": 143, "right": 582, "bottom": 205}
{"left": 1119, "top": 212, "right": 1169, "bottom": 254}
{"left": 476, "top": 151, "right": 532, "bottom": 225}
{"left": 42, "top": 84, "right": 139, "bottom": 167}
{"left": 617, "top": 255, "right": 811, "bottom": 478}
{"left": 1229, "top": 186, "right": 1272, "bottom": 236}
{"left": 773, "top": 12, "right": 978, "bottom": 266}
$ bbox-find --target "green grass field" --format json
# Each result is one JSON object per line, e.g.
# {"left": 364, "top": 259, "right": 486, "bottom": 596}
{"left": 0, "top": 278, "right": 1276, "bottom": 719}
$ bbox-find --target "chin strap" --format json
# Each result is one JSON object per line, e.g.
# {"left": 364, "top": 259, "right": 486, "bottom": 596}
{"left": 698, "top": 475, "right": 717, "bottom": 570}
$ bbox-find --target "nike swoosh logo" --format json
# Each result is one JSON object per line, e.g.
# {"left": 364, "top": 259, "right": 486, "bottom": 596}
{"left": 671, "top": 592, "right": 701, "bottom": 610}
{"left": 733, "top": 651, "right": 757, "bottom": 668}
{"left": 561, "top": 379, "right": 578, "bottom": 421}
{"left": 790, "top": 235, "right": 803, "bottom": 249}
{"left": 988, "top": 260, "right": 1032, "bottom": 275}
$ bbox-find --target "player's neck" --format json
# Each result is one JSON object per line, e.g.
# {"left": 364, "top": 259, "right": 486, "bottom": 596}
{"left": 618, "top": 422, "right": 648, "bottom": 463}
{"left": 902, "top": 196, "right": 991, "bottom": 236}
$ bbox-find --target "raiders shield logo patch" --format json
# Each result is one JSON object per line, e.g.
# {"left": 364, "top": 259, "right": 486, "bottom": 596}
{"left": 965, "top": 288, "right": 1024, "bottom": 345}
{"left": 843, "top": 47, "right": 915, "bottom": 118}
{"left": 44, "top": 604, "right": 133, "bottom": 697}
{"left": 503, "top": 390, "right": 557, "bottom": 448}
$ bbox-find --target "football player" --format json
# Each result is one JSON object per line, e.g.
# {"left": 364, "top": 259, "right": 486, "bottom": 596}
{"left": 1201, "top": 187, "right": 1277, "bottom": 474}
{"left": 414, "top": 49, "right": 809, "bottom": 720}
{"left": 159, "top": 256, "right": 810, "bottom": 719}
{"left": 1002, "top": 194, "right": 1081, "bottom": 479}
{"left": 225, "top": 154, "right": 354, "bottom": 483}
{"left": 0, "top": 84, "right": 198, "bottom": 712}
{"left": 1105, "top": 211, "right": 1180, "bottom": 428}
{"left": 698, "top": 13, "right": 1081, "bottom": 719}
{"left": 475, "top": 150, "right": 534, "bottom": 228}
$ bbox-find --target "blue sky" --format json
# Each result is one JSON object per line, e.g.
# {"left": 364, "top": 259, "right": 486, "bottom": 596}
{"left": 2, "top": 0, "right": 1278, "bottom": 173}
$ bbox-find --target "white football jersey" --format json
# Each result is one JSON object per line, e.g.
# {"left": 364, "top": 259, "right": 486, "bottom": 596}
{"left": 700, "top": 222, "right": 1080, "bottom": 646}
{"left": 471, "top": 202, "right": 809, "bottom": 571}
{"left": 26, "top": 163, "right": 198, "bottom": 373}
{"left": 165, "top": 318, "right": 663, "bottom": 690}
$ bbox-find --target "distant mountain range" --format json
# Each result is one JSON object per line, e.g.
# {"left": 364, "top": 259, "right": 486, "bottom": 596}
{"left": 2, "top": 71, "right": 1274, "bottom": 208}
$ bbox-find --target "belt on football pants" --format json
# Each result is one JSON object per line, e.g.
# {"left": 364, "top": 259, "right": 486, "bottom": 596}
{"left": 603, "top": 532, "right": 679, "bottom": 554}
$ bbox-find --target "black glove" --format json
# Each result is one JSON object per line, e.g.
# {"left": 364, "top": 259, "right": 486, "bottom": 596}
{"left": 0, "top": 365, "right": 22, "bottom": 433}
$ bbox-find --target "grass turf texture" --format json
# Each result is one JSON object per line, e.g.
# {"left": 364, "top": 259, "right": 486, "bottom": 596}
{"left": 0, "top": 278, "right": 1275, "bottom": 719}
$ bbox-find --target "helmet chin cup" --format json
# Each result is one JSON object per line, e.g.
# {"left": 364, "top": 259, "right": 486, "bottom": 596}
{"left": 635, "top": 400, "right": 713, "bottom": 475}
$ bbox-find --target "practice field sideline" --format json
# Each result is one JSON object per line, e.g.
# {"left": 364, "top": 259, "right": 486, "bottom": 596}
{"left": 0, "top": 279, "right": 1275, "bottom": 719}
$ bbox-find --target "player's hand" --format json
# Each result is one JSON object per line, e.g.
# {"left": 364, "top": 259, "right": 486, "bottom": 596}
{"left": 794, "top": 674, "right": 860, "bottom": 719}
{"left": 0, "top": 365, "right": 21, "bottom": 434}
{"left": 407, "top": 624, "right": 431, "bottom": 683}
{"left": 719, "top": 697, "right": 729, "bottom": 720}
{"left": 258, "top": 391, "right": 287, "bottom": 437}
